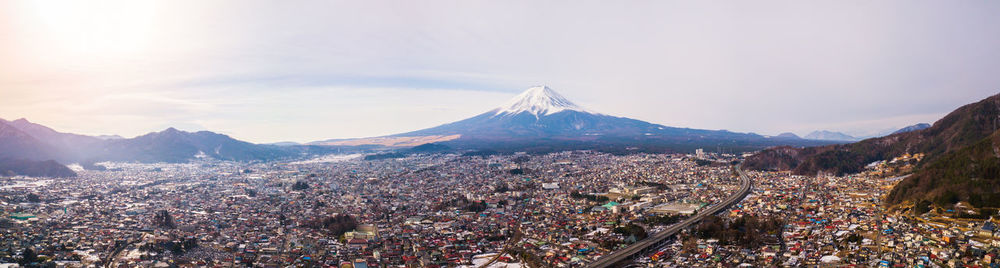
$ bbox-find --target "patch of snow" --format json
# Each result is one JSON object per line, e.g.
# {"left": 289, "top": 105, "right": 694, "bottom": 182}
{"left": 587, "top": 227, "right": 610, "bottom": 236}
{"left": 820, "top": 255, "right": 841, "bottom": 263}
{"left": 1, "top": 179, "right": 53, "bottom": 190}
{"left": 66, "top": 163, "right": 84, "bottom": 172}
{"left": 460, "top": 253, "right": 524, "bottom": 268}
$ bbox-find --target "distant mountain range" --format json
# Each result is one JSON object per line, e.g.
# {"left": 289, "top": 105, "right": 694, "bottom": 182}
{"left": 95, "top": 127, "right": 317, "bottom": 163}
{"left": 312, "top": 86, "right": 834, "bottom": 154}
{"left": 795, "top": 124, "right": 930, "bottom": 142}
{"left": 803, "top": 130, "right": 858, "bottom": 141}
{"left": 745, "top": 93, "right": 999, "bottom": 176}
{"left": 745, "top": 92, "right": 1000, "bottom": 208}
{"left": 0, "top": 119, "right": 340, "bottom": 177}
{"left": 890, "top": 123, "right": 931, "bottom": 135}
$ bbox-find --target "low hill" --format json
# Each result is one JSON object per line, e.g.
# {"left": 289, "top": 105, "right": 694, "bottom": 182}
{"left": 0, "top": 158, "right": 76, "bottom": 178}
{"left": 775, "top": 133, "right": 801, "bottom": 139}
{"left": 891, "top": 123, "right": 931, "bottom": 135}
{"left": 409, "top": 143, "right": 452, "bottom": 153}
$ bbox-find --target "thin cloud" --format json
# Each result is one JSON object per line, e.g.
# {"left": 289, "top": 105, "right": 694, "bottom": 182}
{"left": 1, "top": 1, "right": 999, "bottom": 142}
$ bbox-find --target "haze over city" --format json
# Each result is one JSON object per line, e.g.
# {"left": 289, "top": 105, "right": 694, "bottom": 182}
{"left": 3, "top": 1, "right": 1000, "bottom": 143}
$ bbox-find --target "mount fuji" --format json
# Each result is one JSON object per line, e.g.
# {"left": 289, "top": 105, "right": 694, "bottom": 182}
{"left": 313, "top": 86, "right": 830, "bottom": 153}
{"left": 491, "top": 85, "right": 594, "bottom": 117}
{"left": 397, "top": 86, "right": 739, "bottom": 139}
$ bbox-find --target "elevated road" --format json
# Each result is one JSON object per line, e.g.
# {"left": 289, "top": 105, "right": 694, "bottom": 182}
{"left": 585, "top": 165, "right": 753, "bottom": 268}
{"left": 478, "top": 225, "right": 523, "bottom": 268}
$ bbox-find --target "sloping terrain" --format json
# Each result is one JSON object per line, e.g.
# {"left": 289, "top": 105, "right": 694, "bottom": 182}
{"left": 745, "top": 93, "right": 1000, "bottom": 176}
{"left": 885, "top": 130, "right": 1000, "bottom": 207}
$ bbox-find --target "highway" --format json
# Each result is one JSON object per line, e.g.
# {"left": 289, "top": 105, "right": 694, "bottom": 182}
{"left": 585, "top": 165, "right": 753, "bottom": 268}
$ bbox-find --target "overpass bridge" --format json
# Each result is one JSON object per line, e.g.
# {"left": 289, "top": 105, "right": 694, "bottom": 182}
{"left": 585, "top": 165, "right": 753, "bottom": 268}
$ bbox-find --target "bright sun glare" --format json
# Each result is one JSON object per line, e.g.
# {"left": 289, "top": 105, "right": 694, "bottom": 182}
{"left": 23, "top": 0, "right": 160, "bottom": 64}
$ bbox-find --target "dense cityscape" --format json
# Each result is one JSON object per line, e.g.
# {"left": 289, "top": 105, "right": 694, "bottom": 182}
{"left": 3, "top": 150, "right": 997, "bottom": 267}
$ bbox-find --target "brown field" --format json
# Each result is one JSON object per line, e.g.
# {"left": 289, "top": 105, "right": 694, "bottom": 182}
{"left": 314, "top": 135, "right": 461, "bottom": 147}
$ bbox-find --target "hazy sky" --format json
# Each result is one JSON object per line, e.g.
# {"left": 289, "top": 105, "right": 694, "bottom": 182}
{"left": 2, "top": 1, "right": 999, "bottom": 143}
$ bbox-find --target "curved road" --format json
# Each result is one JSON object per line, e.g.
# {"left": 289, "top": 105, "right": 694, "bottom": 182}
{"left": 478, "top": 225, "right": 523, "bottom": 268}
{"left": 585, "top": 165, "right": 752, "bottom": 268}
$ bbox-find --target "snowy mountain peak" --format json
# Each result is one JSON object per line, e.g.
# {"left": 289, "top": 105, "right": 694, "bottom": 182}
{"left": 493, "top": 86, "right": 591, "bottom": 117}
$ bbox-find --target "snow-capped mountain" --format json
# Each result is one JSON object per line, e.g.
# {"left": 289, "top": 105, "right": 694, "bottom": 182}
{"left": 492, "top": 86, "right": 594, "bottom": 117}
{"left": 394, "top": 85, "right": 728, "bottom": 139}
{"left": 312, "top": 86, "right": 834, "bottom": 152}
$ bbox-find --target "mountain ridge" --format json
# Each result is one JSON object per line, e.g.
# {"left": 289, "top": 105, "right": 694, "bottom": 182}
{"left": 745, "top": 92, "right": 1000, "bottom": 176}
{"left": 891, "top": 123, "right": 931, "bottom": 135}
{"left": 94, "top": 127, "right": 302, "bottom": 163}
{"left": 0, "top": 120, "right": 346, "bottom": 177}
{"left": 885, "top": 129, "right": 1000, "bottom": 208}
